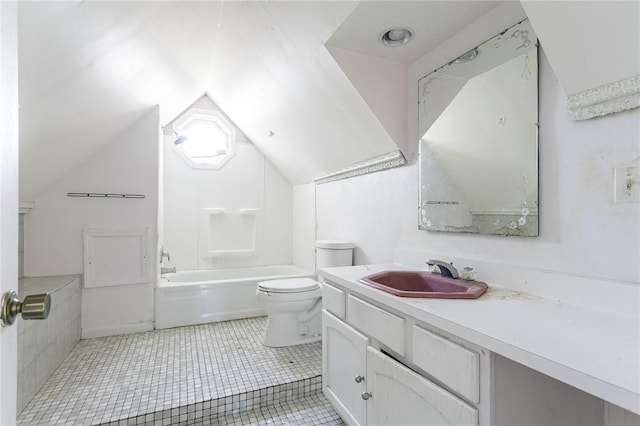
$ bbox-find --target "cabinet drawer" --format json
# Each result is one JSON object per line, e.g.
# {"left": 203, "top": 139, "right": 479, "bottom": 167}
{"left": 322, "top": 282, "right": 345, "bottom": 319}
{"left": 347, "top": 295, "right": 405, "bottom": 356}
{"left": 412, "top": 325, "right": 480, "bottom": 403}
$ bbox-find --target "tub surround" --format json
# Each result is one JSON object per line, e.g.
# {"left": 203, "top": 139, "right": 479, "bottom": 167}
{"left": 17, "top": 275, "right": 81, "bottom": 414}
{"left": 319, "top": 260, "right": 639, "bottom": 418}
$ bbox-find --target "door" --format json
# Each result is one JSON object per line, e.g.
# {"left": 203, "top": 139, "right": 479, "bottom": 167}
{"left": 0, "top": 1, "right": 20, "bottom": 424}
{"left": 322, "top": 310, "right": 368, "bottom": 426}
{"left": 366, "top": 347, "right": 478, "bottom": 426}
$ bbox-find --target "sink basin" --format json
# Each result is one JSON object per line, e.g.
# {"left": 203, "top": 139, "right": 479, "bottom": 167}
{"left": 359, "top": 271, "right": 488, "bottom": 299}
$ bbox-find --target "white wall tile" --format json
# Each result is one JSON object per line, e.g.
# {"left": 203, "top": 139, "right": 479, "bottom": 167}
{"left": 18, "top": 277, "right": 82, "bottom": 415}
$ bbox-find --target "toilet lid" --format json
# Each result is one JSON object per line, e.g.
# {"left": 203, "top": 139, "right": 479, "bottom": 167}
{"left": 258, "top": 278, "right": 319, "bottom": 293}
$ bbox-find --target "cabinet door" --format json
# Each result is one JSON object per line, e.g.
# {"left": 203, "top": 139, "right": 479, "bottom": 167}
{"left": 322, "top": 310, "right": 368, "bottom": 426}
{"left": 366, "top": 347, "right": 478, "bottom": 426}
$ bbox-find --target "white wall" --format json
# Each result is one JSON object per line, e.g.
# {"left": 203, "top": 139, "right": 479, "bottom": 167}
{"left": 24, "top": 107, "right": 160, "bottom": 337}
{"left": 327, "top": 46, "right": 408, "bottom": 154}
{"left": 293, "top": 183, "right": 316, "bottom": 272}
{"left": 521, "top": 1, "right": 640, "bottom": 96}
{"left": 316, "top": 18, "right": 639, "bottom": 286}
{"left": 162, "top": 99, "right": 293, "bottom": 271}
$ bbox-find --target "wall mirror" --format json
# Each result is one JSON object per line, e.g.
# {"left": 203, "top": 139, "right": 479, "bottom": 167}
{"left": 418, "top": 20, "right": 539, "bottom": 236}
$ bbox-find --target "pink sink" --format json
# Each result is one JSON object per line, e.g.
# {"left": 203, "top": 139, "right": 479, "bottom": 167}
{"left": 359, "top": 271, "right": 488, "bottom": 299}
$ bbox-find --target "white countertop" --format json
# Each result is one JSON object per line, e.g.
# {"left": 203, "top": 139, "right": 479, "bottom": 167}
{"left": 320, "top": 263, "right": 640, "bottom": 415}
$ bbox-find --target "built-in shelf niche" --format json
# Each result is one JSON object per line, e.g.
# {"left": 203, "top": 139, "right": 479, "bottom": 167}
{"left": 199, "top": 208, "right": 261, "bottom": 257}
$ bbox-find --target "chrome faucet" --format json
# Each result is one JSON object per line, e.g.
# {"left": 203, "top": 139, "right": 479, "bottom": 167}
{"left": 426, "top": 259, "right": 459, "bottom": 279}
{"left": 160, "top": 245, "right": 170, "bottom": 264}
{"left": 161, "top": 266, "right": 176, "bottom": 275}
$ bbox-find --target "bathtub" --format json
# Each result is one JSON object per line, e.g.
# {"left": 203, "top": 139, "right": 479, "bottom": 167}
{"left": 155, "top": 265, "right": 314, "bottom": 329}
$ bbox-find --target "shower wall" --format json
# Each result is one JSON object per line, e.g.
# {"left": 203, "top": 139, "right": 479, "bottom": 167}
{"left": 162, "top": 99, "right": 293, "bottom": 271}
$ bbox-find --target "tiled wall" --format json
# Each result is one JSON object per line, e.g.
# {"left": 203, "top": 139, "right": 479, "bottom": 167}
{"left": 17, "top": 275, "right": 82, "bottom": 414}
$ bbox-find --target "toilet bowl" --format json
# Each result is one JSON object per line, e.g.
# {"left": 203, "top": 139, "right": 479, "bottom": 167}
{"left": 256, "top": 240, "right": 355, "bottom": 347}
{"left": 256, "top": 278, "right": 323, "bottom": 347}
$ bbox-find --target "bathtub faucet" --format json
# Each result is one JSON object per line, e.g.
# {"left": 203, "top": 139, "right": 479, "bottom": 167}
{"left": 160, "top": 244, "right": 170, "bottom": 264}
{"left": 160, "top": 266, "right": 176, "bottom": 275}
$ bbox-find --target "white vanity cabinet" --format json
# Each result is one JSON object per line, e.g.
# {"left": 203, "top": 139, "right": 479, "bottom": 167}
{"left": 322, "top": 280, "right": 489, "bottom": 426}
{"left": 321, "top": 264, "right": 637, "bottom": 426}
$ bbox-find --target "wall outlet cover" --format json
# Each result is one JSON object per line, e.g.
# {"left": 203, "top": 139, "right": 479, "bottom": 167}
{"left": 613, "top": 158, "right": 640, "bottom": 203}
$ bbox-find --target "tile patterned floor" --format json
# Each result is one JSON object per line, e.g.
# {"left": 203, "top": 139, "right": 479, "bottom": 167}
{"left": 18, "top": 317, "right": 341, "bottom": 426}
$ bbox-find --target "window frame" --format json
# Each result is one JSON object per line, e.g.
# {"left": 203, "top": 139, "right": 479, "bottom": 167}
{"left": 172, "top": 108, "right": 237, "bottom": 170}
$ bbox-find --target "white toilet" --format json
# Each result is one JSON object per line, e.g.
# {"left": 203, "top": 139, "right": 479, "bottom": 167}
{"left": 256, "top": 240, "right": 355, "bottom": 347}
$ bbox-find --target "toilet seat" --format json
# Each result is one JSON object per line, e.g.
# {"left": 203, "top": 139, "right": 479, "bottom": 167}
{"left": 257, "top": 278, "right": 319, "bottom": 293}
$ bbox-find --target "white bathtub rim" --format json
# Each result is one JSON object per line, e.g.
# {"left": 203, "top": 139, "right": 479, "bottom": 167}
{"left": 159, "top": 265, "right": 315, "bottom": 288}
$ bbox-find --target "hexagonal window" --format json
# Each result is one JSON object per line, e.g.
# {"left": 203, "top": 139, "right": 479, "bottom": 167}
{"left": 172, "top": 108, "right": 237, "bottom": 170}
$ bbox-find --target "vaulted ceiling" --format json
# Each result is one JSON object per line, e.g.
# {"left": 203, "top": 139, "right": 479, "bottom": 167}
{"left": 18, "top": 1, "right": 501, "bottom": 201}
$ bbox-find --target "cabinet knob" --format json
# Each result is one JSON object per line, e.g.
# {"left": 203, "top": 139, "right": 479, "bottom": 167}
{"left": 1, "top": 291, "right": 51, "bottom": 327}
{"left": 361, "top": 392, "right": 372, "bottom": 400}
{"left": 354, "top": 375, "right": 365, "bottom": 383}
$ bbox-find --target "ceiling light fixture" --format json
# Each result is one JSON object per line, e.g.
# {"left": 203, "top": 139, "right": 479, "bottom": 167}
{"left": 379, "top": 27, "right": 413, "bottom": 47}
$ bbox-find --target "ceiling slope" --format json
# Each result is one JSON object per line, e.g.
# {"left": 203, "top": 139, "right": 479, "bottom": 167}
{"left": 204, "top": 1, "right": 399, "bottom": 186}
{"left": 18, "top": 1, "right": 231, "bottom": 201}
{"left": 18, "top": 1, "right": 405, "bottom": 201}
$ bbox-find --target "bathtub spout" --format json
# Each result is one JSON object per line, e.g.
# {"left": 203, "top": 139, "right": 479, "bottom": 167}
{"left": 160, "top": 266, "right": 176, "bottom": 274}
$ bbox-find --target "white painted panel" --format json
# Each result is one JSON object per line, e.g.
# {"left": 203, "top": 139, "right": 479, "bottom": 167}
{"left": 366, "top": 347, "right": 478, "bottom": 426}
{"left": 322, "top": 282, "right": 345, "bottom": 319}
{"left": 347, "top": 295, "right": 404, "bottom": 356}
{"left": 322, "top": 310, "right": 367, "bottom": 426}
{"left": 83, "top": 229, "right": 148, "bottom": 288}
{"left": 412, "top": 325, "right": 480, "bottom": 403}
{"left": 81, "top": 283, "right": 154, "bottom": 338}
{"left": 0, "top": 2, "right": 19, "bottom": 423}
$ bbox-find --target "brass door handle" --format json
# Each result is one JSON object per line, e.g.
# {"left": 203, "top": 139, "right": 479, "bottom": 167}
{"left": 1, "top": 291, "right": 51, "bottom": 327}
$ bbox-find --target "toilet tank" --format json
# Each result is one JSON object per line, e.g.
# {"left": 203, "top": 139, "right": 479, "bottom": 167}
{"left": 315, "top": 240, "right": 355, "bottom": 269}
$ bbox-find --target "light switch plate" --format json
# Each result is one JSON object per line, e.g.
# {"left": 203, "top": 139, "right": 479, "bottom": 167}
{"left": 613, "top": 158, "right": 640, "bottom": 203}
